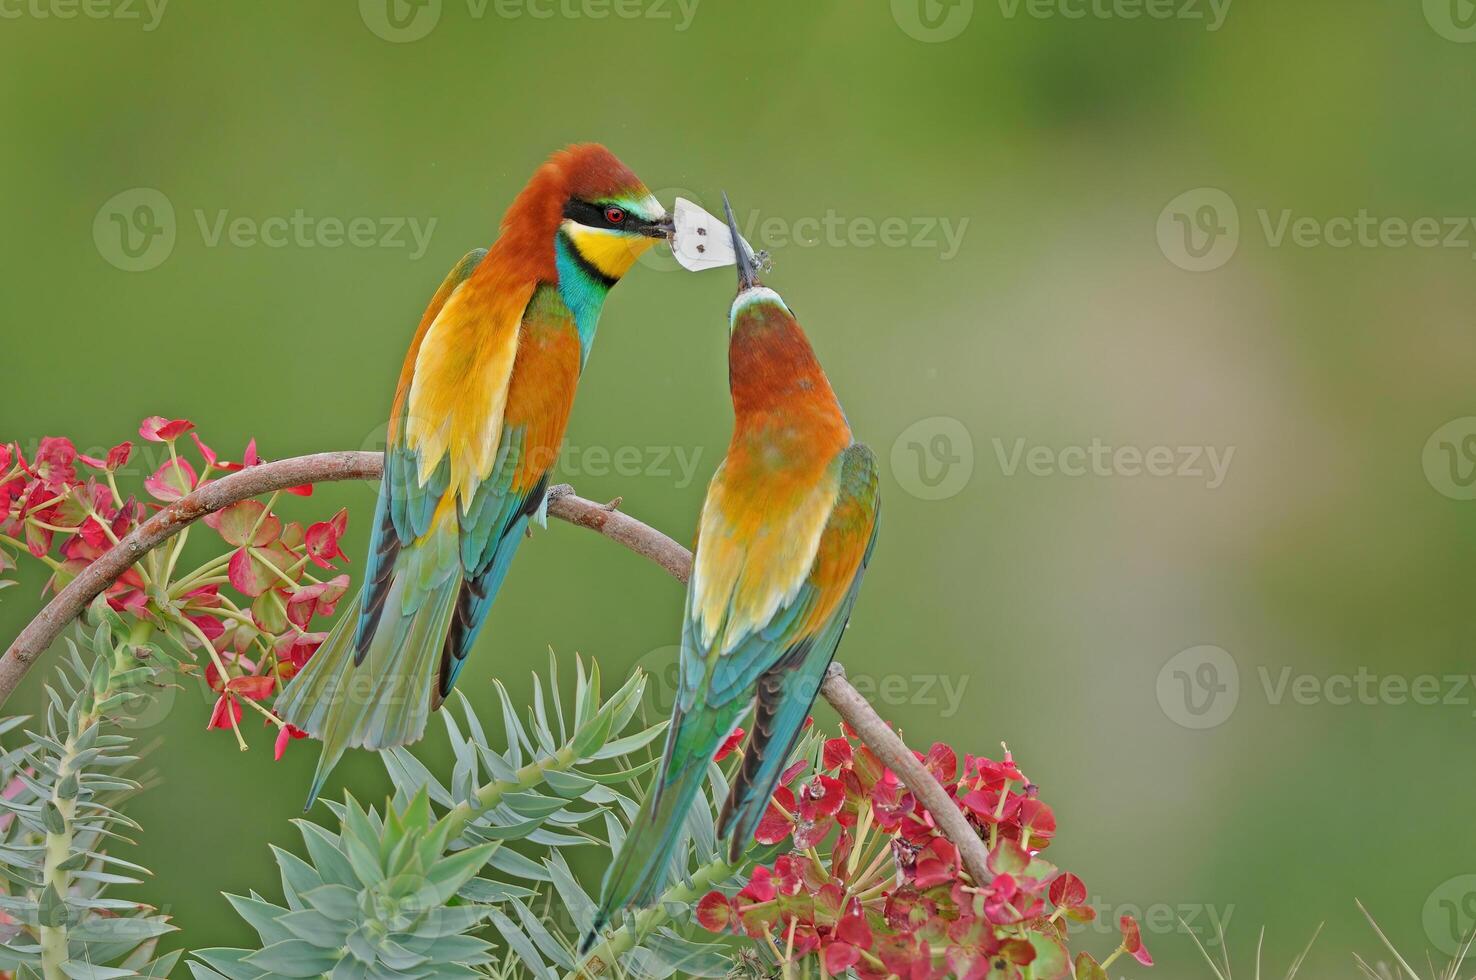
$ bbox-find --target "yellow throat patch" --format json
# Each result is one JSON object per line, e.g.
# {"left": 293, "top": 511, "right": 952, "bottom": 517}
{"left": 562, "top": 221, "right": 657, "bottom": 280}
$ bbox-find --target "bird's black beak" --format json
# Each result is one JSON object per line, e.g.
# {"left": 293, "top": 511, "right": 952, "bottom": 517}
{"left": 641, "top": 212, "right": 676, "bottom": 239}
{"left": 723, "top": 192, "right": 760, "bottom": 290}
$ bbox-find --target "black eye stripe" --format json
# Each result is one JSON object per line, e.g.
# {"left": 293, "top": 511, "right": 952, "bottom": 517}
{"left": 563, "top": 199, "right": 640, "bottom": 231}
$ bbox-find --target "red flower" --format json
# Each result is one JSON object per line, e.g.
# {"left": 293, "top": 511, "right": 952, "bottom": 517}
{"left": 753, "top": 787, "right": 795, "bottom": 845}
{"left": 139, "top": 416, "right": 195, "bottom": 442}
{"left": 737, "top": 865, "right": 776, "bottom": 903}
{"left": 227, "top": 675, "right": 275, "bottom": 699}
{"left": 975, "top": 752, "right": 1025, "bottom": 785}
{"left": 227, "top": 547, "right": 267, "bottom": 597}
{"left": 274, "top": 723, "right": 308, "bottom": 761}
{"left": 713, "top": 726, "right": 745, "bottom": 762}
{"left": 186, "top": 614, "right": 226, "bottom": 645}
{"left": 823, "top": 912, "right": 873, "bottom": 973}
{"left": 873, "top": 936, "right": 937, "bottom": 980}
{"left": 869, "top": 775, "right": 915, "bottom": 832}
{"left": 945, "top": 916, "right": 1004, "bottom": 979}
{"left": 206, "top": 663, "right": 275, "bottom": 732}
{"left": 33, "top": 437, "right": 77, "bottom": 491}
{"left": 1017, "top": 798, "right": 1056, "bottom": 843}
{"left": 696, "top": 891, "right": 740, "bottom": 933}
{"left": 215, "top": 438, "right": 260, "bottom": 472}
{"left": 274, "top": 630, "right": 327, "bottom": 673}
{"left": 795, "top": 774, "right": 845, "bottom": 847}
{"left": 204, "top": 500, "right": 281, "bottom": 548}
{"left": 919, "top": 742, "right": 958, "bottom": 785}
{"left": 1049, "top": 872, "right": 1088, "bottom": 911}
{"left": 207, "top": 695, "right": 242, "bottom": 730}
{"left": 797, "top": 774, "right": 845, "bottom": 822}
{"left": 143, "top": 457, "right": 197, "bottom": 502}
{"left": 911, "top": 837, "right": 958, "bottom": 890}
{"left": 304, "top": 508, "right": 349, "bottom": 567}
{"left": 1120, "top": 915, "right": 1153, "bottom": 966}
{"left": 822, "top": 736, "right": 853, "bottom": 770}
{"left": 82, "top": 441, "right": 134, "bottom": 472}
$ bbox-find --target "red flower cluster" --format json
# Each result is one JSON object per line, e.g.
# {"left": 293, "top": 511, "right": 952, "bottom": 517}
{"left": 0, "top": 418, "right": 344, "bottom": 757}
{"left": 696, "top": 728, "right": 1151, "bottom": 979}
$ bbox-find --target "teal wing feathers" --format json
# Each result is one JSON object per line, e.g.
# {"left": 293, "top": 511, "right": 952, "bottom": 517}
{"left": 714, "top": 443, "right": 881, "bottom": 856}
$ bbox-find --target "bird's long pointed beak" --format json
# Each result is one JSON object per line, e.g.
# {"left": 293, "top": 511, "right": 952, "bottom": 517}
{"left": 643, "top": 212, "right": 676, "bottom": 239}
{"left": 722, "top": 192, "right": 760, "bottom": 290}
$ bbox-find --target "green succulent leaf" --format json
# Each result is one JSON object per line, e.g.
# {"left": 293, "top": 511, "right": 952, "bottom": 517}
{"left": 204, "top": 657, "right": 771, "bottom": 979}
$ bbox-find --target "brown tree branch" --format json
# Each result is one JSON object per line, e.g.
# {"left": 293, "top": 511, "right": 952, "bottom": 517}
{"left": 0, "top": 451, "right": 992, "bottom": 886}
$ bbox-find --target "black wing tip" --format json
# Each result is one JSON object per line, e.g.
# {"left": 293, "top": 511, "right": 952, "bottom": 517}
{"left": 578, "top": 915, "right": 608, "bottom": 957}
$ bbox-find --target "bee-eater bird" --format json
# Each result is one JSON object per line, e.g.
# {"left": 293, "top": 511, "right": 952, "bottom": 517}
{"left": 587, "top": 196, "right": 881, "bottom": 946}
{"left": 277, "top": 144, "right": 674, "bottom": 807}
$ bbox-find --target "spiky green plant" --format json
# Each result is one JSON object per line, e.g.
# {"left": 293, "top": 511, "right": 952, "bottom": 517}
{"left": 1354, "top": 899, "right": 1476, "bottom": 980}
{"left": 0, "top": 602, "right": 181, "bottom": 979}
{"left": 1188, "top": 903, "right": 1476, "bottom": 980}
{"left": 197, "top": 654, "right": 789, "bottom": 979}
{"left": 189, "top": 788, "right": 498, "bottom": 979}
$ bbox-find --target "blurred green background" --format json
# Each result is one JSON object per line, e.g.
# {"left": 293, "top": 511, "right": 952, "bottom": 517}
{"left": 4, "top": 0, "right": 1476, "bottom": 974}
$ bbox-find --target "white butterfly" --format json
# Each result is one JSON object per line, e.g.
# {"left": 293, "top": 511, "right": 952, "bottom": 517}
{"left": 670, "top": 197, "right": 761, "bottom": 273}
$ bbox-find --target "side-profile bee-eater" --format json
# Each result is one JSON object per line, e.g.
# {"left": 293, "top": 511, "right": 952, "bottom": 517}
{"left": 277, "top": 144, "right": 674, "bottom": 807}
{"left": 587, "top": 196, "right": 882, "bottom": 944}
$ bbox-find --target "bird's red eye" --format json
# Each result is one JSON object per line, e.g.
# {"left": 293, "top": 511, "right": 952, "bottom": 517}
{"left": 604, "top": 206, "right": 626, "bottom": 225}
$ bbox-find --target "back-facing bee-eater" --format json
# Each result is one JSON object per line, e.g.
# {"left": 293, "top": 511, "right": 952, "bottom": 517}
{"left": 587, "top": 195, "right": 882, "bottom": 945}
{"left": 277, "top": 144, "right": 674, "bottom": 807}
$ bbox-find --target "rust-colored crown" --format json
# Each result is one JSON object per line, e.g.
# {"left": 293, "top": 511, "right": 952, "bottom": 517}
{"left": 490, "top": 144, "right": 652, "bottom": 279}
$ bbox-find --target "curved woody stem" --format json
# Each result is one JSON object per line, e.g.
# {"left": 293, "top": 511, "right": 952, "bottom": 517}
{"left": 0, "top": 452, "right": 992, "bottom": 889}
